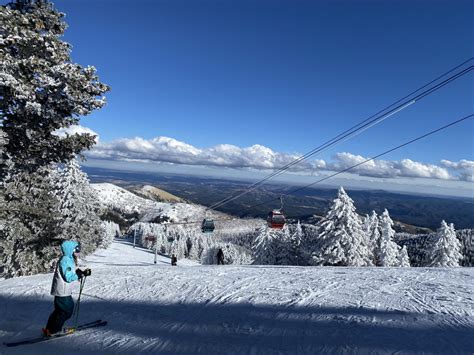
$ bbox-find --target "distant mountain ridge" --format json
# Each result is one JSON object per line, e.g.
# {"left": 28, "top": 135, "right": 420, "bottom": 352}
{"left": 85, "top": 167, "right": 474, "bottom": 231}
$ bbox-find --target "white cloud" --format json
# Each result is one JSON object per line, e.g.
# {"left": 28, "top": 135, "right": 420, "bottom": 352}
{"left": 86, "top": 135, "right": 473, "bottom": 182}
{"left": 328, "top": 153, "right": 451, "bottom": 180}
{"left": 88, "top": 136, "right": 314, "bottom": 171}
{"left": 440, "top": 160, "right": 474, "bottom": 182}
{"left": 396, "top": 159, "right": 451, "bottom": 180}
{"left": 54, "top": 125, "right": 100, "bottom": 144}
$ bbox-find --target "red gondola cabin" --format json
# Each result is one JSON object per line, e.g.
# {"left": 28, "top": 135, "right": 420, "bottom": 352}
{"left": 267, "top": 210, "right": 286, "bottom": 229}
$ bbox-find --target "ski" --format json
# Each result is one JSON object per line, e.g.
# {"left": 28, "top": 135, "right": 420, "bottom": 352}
{"left": 3, "top": 319, "right": 107, "bottom": 347}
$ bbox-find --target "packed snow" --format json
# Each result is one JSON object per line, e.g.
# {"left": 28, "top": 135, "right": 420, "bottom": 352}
{"left": 1, "top": 239, "right": 473, "bottom": 354}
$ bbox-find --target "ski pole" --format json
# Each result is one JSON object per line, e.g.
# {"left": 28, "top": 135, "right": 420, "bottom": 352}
{"left": 73, "top": 276, "right": 86, "bottom": 328}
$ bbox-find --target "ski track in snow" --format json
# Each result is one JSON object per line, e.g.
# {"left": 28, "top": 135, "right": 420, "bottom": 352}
{"left": 1, "top": 240, "right": 473, "bottom": 355}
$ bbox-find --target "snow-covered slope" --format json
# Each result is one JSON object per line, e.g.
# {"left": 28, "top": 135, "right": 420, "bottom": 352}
{"left": 92, "top": 183, "right": 227, "bottom": 223}
{"left": 91, "top": 183, "right": 155, "bottom": 214}
{"left": 1, "top": 240, "right": 473, "bottom": 354}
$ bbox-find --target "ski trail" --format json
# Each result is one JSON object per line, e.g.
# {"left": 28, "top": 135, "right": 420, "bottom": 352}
{"left": 1, "top": 241, "right": 473, "bottom": 354}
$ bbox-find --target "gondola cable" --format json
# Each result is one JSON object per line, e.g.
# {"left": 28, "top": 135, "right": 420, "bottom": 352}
{"left": 207, "top": 60, "right": 473, "bottom": 212}
{"left": 245, "top": 113, "right": 474, "bottom": 213}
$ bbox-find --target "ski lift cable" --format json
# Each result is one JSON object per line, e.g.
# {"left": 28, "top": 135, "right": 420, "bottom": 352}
{"left": 207, "top": 60, "right": 473, "bottom": 211}
{"left": 246, "top": 113, "right": 474, "bottom": 212}
{"left": 207, "top": 62, "right": 473, "bottom": 211}
{"left": 208, "top": 98, "right": 416, "bottom": 211}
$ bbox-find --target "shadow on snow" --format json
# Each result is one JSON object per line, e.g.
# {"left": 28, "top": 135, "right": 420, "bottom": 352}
{"left": 1, "top": 293, "right": 473, "bottom": 354}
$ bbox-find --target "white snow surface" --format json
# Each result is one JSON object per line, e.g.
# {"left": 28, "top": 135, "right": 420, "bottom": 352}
{"left": 91, "top": 183, "right": 227, "bottom": 222}
{"left": 1, "top": 240, "right": 473, "bottom": 354}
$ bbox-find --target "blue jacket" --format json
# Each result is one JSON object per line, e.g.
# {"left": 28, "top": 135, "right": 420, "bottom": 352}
{"left": 50, "top": 240, "right": 79, "bottom": 296}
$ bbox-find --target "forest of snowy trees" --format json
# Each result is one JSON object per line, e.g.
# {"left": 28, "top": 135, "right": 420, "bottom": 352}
{"left": 129, "top": 187, "right": 471, "bottom": 268}
{"left": 0, "top": 1, "right": 117, "bottom": 278}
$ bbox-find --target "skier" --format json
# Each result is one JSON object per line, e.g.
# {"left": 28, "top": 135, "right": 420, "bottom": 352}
{"left": 171, "top": 254, "right": 177, "bottom": 266}
{"left": 217, "top": 248, "right": 224, "bottom": 265}
{"left": 43, "top": 240, "right": 91, "bottom": 336}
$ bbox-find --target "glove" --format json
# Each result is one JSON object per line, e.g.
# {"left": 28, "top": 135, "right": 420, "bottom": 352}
{"left": 76, "top": 268, "right": 84, "bottom": 279}
{"left": 76, "top": 268, "right": 92, "bottom": 279}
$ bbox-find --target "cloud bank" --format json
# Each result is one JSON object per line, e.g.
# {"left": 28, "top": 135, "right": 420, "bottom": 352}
{"left": 87, "top": 136, "right": 320, "bottom": 171}
{"left": 328, "top": 153, "right": 452, "bottom": 180}
{"left": 440, "top": 159, "right": 474, "bottom": 182}
{"left": 80, "top": 131, "right": 472, "bottom": 182}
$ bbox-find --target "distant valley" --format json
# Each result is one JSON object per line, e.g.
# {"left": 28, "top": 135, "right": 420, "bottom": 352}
{"left": 84, "top": 167, "right": 474, "bottom": 232}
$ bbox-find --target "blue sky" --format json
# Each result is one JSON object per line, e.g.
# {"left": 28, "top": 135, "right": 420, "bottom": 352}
{"left": 53, "top": 0, "right": 473, "bottom": 196}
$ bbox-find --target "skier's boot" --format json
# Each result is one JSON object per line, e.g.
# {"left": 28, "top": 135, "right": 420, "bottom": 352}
{"left": 42, "top": 328, "right": 52, "bottom": 337}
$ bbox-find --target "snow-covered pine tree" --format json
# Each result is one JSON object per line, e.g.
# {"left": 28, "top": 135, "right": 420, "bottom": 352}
{"left": 0, "top": 1, "right": 109, "bottom": 178}
{"left": 274, "top": 226, "right": 292, "bottom": 265}
{"left": 188, "top": 229, "right": 218, "bottom": 261}
{"left": 201, "top": 243, "right": 253, "bottom": 265}
{"left": 169, "top": 226, "right": 188, "bottom": 259}
{"left": 429, "top": 221, "right": 462, "bottom": 267}
{"left": 252, "top": 226, "right": 278, "bottom": 265}
{"left": 301, "top": 223, "right": 319, "bottom": 265}
{"left": 289, "top": 221, "right": 304, "bottom": 265}
{"left": 397, "top": 245, "right": 410, "bottom": 267}
{"left": 363, "top": 214, "right": 370, "bottom": 235}
{"left": 0, "top": 0, "right": 109, "bottom": 277}
{"left": 51, "top": 159, "right": 103, "bottom": 255}
{"left": 101, "top": 220, "right": 120, "bottom": 249}
{"left": 313, "top": 187, "right": 372, "bottom": 266}
{"left": 378, "top": 209, "right": 400, "bottom": 267}
{"left": 365, "top": 211, "right": 381, "bottom": 265}
{"left": 456, "top": 229, "right": 474, "bottom": 266}
{"left": 0, "top": 166, "right": 62, "bottom": 277}
{"left": 0, "top": 129, "right": 10, "bottom": 180}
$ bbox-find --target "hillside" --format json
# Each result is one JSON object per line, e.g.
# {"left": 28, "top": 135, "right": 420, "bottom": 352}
{"left": 91, "top": 182, "right": 230, "bottom": 226}
{"left": 132, "top": 185, "right": 184, "bottom": 203}
{"left": 1, "top": 240, "right": 473, "bottom": 354}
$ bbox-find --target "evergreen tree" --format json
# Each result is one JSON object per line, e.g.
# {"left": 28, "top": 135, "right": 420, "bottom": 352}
{"left": 289, "top": 221, "right": 304, "bottom": 265}
{"left": 273, "top": 226, "right": 292, "bottom": 265}
{"left": 1, "top": 0, "right": 109, "bottom": 178}
{"left": 0, "top": 0, "right": 109, "bottom": 277}
{"left": 252, "top": 226, "right": 278, "bottom": 265}
{"left": 429, "top": 221, "right": 462, "bottom": 267}
{"left": 51, "top": 159, "right": 103, "bottom": 255}
{"left": 301, "top": 223, "right": 319, "bottom": 265}
{"left": 0, "top": 166, "right": 62, "bottom": 277}
{"left": 201, "top": 243, "right": 253, "bottom": 265}
{"left": 313, "top": 187, "right": 372, "bottom": 266}
{"left": 378, "top": 209, "right": 399, "bottom": 267}
{"left": 397, "top": 245, "right": 411, "bottom": 267}
{"left": 365, "top": 211, "right": 381, "bottom": 265}
{"left": 169, "top": 226, "right": 188, "bottom": 259}
{"left": 101, "top": 220, "right": 120, "bottom": 249}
